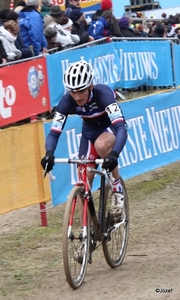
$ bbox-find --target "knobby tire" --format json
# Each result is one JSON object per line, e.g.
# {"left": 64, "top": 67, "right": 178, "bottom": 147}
{"left": 63, "top": 186, "right": 90, "bottom": 289}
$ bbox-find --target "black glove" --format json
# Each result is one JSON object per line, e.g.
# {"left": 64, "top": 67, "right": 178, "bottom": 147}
{"left": 102, "top": 151, "right": 119, "bottom": 172}
{"left": 41, "top": 150, "right": 54, "bottom": 177}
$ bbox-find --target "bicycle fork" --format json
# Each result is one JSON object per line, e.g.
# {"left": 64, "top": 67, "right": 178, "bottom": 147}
{"left": 88, "top": 173, "right": 107, "bottom": 241}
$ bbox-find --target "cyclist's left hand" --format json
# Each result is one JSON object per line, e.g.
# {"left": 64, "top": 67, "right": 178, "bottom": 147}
{"left": 102, "top": 151, "right": 119, "bottom": 172}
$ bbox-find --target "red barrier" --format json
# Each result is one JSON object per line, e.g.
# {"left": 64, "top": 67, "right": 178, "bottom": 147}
{"left": 0, "top": 57, "right": 50, "bottom": 127}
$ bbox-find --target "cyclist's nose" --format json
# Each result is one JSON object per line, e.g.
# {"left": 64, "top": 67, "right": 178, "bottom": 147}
{"left": 73, "top": 93, "right": 81, "bottom": 101}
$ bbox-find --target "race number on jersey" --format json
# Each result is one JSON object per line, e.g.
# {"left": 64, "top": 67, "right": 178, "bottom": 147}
{"left": 51, "top": 111, "right": 66, "bottom": 132}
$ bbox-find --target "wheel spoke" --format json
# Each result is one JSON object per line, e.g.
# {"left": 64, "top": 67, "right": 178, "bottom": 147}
{"left": 102, "top": 180, "right": 129, "bottom": 268}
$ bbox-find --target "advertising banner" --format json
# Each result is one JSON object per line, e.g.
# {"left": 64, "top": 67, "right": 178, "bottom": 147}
{"left": 119, "top": 90, "right": 180, "bottom": 177}
{"left": 0, "top": 57, "right": 50, "bottom": 127}
{"left": 113, "top": 40, "right": 173, "bottom": 88}
{"left": 44, "top": 90, "right": 180, "bottom": 207}
{"left": 47, "top": 41, "right": 173, "bottom": 108}
{"left": 172, "top": 43, "right": 180, "bottom": 87}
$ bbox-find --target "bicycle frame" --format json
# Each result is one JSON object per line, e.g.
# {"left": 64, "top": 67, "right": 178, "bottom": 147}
{"left": 70, "top": 159, "right": 109, "bottom": 241}
{"left": 49, "top": 158, "right": 111, "bottom": 241}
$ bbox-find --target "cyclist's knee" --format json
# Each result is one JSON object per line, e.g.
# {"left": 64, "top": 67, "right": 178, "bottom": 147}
{"left": 94, "top": 133, "right": 115, "bottom": 158}
{"left": 95, "top": 140, "right": 113, "bottom": 158}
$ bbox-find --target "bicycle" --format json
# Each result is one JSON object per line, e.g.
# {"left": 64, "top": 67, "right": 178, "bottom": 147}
{"left": 49, "top": 158, "right": 129, "bottom": 289}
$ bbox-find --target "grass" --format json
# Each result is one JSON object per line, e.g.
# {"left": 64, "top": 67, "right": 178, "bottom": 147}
{"left": 126, "top": 162, "right": 180, "bottom": 202}
{"left": 0, "top": 161, "right": 179, "bottom": 299}
{"left": 0, "top": 205, "right": 65, "bottom": 297}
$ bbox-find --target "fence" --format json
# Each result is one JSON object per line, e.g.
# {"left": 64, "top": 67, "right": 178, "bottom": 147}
{"left": 0, "top": 122, "right": 51, "bottom": 214}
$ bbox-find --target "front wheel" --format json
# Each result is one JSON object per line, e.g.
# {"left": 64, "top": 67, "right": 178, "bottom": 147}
{"left": 63, "top": 186, "right": 90, "bottom": 289}
{"left": 102, "top": 178, "right": 129, "bottom": 268}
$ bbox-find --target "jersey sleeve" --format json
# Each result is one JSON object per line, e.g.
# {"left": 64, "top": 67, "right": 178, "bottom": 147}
{"left": 106, "top": 102, "right": 127, "bottom": 154}
{"left": 96, "top": 85, "right": 127, "bottom": 155}
{"left": 45, "top": 94, "right": 76, "bottom": 153}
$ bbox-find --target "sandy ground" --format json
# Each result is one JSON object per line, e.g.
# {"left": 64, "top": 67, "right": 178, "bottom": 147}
{"left": 0, "top": 165, "right": 180, "bottom": 300}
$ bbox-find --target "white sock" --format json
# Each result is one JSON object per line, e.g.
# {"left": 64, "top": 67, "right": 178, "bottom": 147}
{"left": 112, "top": 178, "right": 123, "bottom": 193}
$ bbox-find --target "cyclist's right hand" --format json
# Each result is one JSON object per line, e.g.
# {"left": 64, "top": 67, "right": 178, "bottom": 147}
{"left": 41, "top": 150, "right": 55, "bottom": 177}
{"left": 102, "top": 151, "right": 118, "bottom": 172}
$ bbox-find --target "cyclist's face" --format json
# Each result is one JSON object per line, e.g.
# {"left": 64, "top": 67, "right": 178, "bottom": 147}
{"left": 69, "top": 85, "right": 93, "bottom": 106}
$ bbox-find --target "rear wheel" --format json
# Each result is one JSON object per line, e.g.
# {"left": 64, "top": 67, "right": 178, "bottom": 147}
{"left": 102, "top": 178, "right": 129, "bottom": 268}
{"left": 63, "top": 186, "right": 90, "bottom": 289}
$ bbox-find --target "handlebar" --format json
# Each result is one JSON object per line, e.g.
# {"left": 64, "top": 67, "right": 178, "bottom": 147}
{"left": 48, "top": 158, "right": 114, "bottom": 184}
{"left": 54, "top": 158, "right": 104, "bottom": 164}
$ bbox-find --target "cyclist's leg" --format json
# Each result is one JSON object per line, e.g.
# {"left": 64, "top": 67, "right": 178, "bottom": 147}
{"left": 80, "top": 127, "right": 120, "bottom": 185}
{"left": 77, "top": 135, "right": 97, "bottom": 227}
{"left": 78, "top": 134, "right": 98, "bottom": 187}
{"left": 76, "top": 149, "right": 98, "bottom": 226}
{"left": 79, "top": 126, "right": 123, "bottom": 202}
{"left": 93, "top": 130, "right": 119, "bottom": 180}
{"left": 94, "top": 130, "right": 124, "bottom": 216}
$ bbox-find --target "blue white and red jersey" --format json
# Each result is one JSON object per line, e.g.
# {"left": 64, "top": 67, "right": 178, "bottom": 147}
{"left": 46, "top": 84, "right": 127, "bottom": 156}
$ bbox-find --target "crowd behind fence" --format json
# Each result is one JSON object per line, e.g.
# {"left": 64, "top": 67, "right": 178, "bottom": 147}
{"left": 1, "top": 35, "right": 179, "bottom": 66}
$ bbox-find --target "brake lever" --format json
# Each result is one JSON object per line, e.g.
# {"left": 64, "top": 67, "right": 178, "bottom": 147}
{"left": 44, "top": 163, "right": 48, "bottom": 178}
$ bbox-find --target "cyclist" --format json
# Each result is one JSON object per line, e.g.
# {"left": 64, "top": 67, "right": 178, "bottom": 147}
{"left": 41, "top": 60, "right": 127, "bottom": 217}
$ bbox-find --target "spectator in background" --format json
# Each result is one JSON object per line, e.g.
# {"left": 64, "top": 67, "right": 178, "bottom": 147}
{"left": 41, "top": 0, "right": 52, "bottom": 18}
{"left": 59, "top": 16, "right": 73, "bottom": 34}
{"left": 0, "top": 9, "right": 10, "bottom": 25}
{"left": 65, "top": 0, "right": 69, "bottom": 9}
{"left": 0, "top": 39, "right": 7, "bottom": 64}
{"left": 44, "top": 5, "right": 80, "bottom": 49}
{"left": 146, "top": 23, "right": 153, "bottom": 37}
{"left": 92, "top": 0, "right": 123, "bottom": 37}
{"left": 174, "top": 27, "right": 180, "bottom": 39}
{"left": 137, "top": 24, "right": 148, "bottom": 37}
{"left": 168, "top": 14, "right": 177, "bottom": 25}
{"left": 44, "top": 26, "right": 62, "bottom": 51}
{"left": 88, "top": 10, "right": 112, "bottom": 40}
{"left": 69, "top": 10, "right": 93, "bottom": 44}
{"left": 18, "top": 0, "right": 47, "bottom": 56}
{"left": 166, "top": 23, "right": 176, "bottom": 38}
{"left": 118, "top": 16, "right": 137, "bottom": 37}
{"left": 6, "top": 11, "right": 34, "bottom": 58}
{"left": 14, "top": 1, "right": 26, "bottom": 14}
{"left": 0, "top": 20, "right": 22, "bottom": 61}
{"left": 65, "top": 0, "right": 89, "bottom": 30}
{"left": 136, "top": 11, "right": 142, "bottom": 18}
{"left": 173, "top": 13, "right": 180, "bottom": 24}
{"left": 65, "top": 0, "right": 81, "bottom": 18}
{"left": 161, "top": 12, "right": 167, "bottom": 19}
{"left": 150, "top": 22, "right": 165, "bottom": 38}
